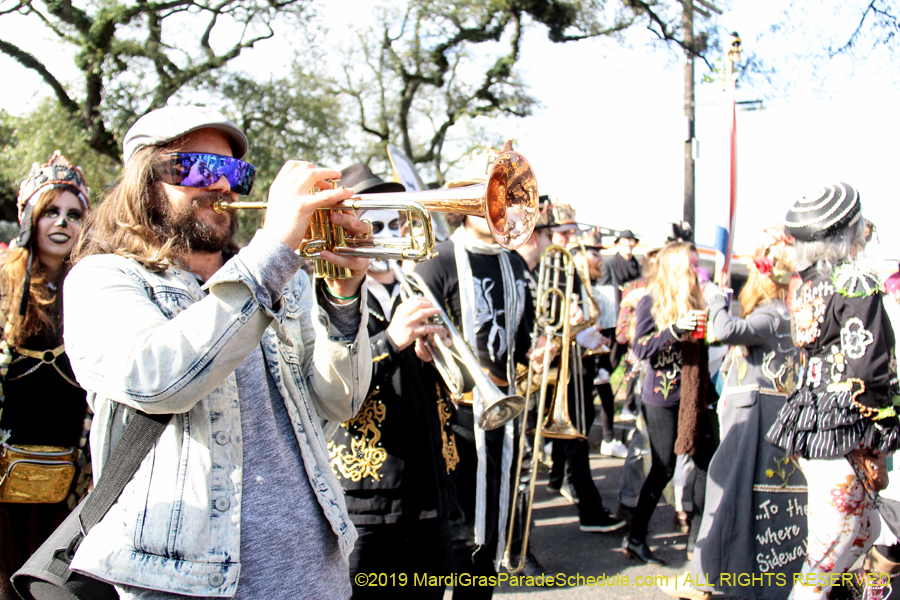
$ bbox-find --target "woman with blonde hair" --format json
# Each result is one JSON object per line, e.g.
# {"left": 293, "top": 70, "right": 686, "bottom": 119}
{"left": 660, "top": 226, "right": 806, "bottom": 600}
{"left": 625, "top": 241, "right": 717, "bottom": 565}
{"left": 0, "top": 152, "right": 91, "bottom": 598}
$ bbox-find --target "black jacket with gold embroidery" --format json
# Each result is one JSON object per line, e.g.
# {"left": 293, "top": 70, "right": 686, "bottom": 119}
{"left": 327, "top": 281, "right": 457, "bottom": 525}
{"left": 767, "top": 263, "right": 900, "bottom": 459}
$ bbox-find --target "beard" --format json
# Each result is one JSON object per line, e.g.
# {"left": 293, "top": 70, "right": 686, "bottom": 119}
{"left": 153, "top": 188, "right": 237, "bottom": 253}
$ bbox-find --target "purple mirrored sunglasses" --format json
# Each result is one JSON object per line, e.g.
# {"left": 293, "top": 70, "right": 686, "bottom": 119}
{"left": 157, "top": 152, "right": 257, "bottom": 196}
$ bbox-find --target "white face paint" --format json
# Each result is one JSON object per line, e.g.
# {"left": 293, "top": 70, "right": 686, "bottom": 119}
{"left": 360, "top": 208, "right": 403, "bottom": 274}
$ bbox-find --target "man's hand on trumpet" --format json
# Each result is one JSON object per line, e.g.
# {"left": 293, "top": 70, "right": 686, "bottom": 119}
{"left": 387, "top": 297, "right": 451, "bottom": 360}
{"left": 569, "top": 301, "right": 585, "bottom": 327}
{"left": 264, "top": 160, "right": 369, "bottom": 301}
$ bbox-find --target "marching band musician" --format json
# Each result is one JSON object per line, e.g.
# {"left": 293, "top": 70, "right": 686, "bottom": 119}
{"left": 63, "top": 106, "right": 372, "bottom": 599}
{"left": 542, "top": 202, "right": 625, "bottom": 532}
{"left": 329, "top": 164, "right": 458, "bottom": 600}
{"left": 572, "top": 227, "right": 629, "bottom": 459}
{"left": 413, "top": 146, "right": 535, "bottom": 600}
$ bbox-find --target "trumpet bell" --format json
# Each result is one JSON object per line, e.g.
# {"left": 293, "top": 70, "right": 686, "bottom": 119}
{"left": 478, "top": 393, "right": 527, "bottom": 431}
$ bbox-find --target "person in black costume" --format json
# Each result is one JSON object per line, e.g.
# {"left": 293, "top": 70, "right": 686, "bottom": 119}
{"left": 414, "top": 145, "right": 536, "bottom": 599}
{"left": 600, "top": 229, "right": 643, "bottom": 419}
{"left": 767, "top": 183, "right": 900, "bottom": 600}
{"left": 329, "top": 164, "right": 458, "bottom": 600}
{"left": 0, "top": 152, "right": 91, "bottom": 599}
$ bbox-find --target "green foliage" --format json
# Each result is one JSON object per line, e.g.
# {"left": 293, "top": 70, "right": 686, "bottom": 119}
{"left": 0, "top": 101, "right": 120, "bottom": 220}
{"left": 0, "top": 0, "right": 314, "bottom": 161}
{"left": 203, "top": 67, "right": 349, "bottom": 244}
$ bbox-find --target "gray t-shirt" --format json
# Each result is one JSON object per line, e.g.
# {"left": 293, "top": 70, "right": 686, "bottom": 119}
{"left": 118, "top": 234, "right": 357, "bottom": 599}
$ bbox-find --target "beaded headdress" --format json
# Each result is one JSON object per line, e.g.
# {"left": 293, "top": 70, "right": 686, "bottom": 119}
{"left": 17, "top": 151, "right": 90, "bottom": 225}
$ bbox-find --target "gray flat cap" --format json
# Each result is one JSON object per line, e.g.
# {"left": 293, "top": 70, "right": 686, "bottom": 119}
{"left": 122, "top": 105, "right": 249, "bottom": 164}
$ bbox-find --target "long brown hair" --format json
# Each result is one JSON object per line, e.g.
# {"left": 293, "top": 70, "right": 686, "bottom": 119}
{"left": 645, "top": 242, "right": 705, "bottom": 330}
{"left": 739, "top": 267, "right": 789, "bottom": 316}
{"left": 72, "top": 145, "right": 181, "bottom": 271}
{"left": 739, "top": 228, "right": 795, "bottom": 315}
{"left": 0, "top": 188, "right": 73, "bottom": 346}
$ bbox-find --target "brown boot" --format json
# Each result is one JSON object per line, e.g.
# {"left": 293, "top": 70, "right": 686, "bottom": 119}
{"left": 864, "top": 547, "right": 900, "bottom": 576}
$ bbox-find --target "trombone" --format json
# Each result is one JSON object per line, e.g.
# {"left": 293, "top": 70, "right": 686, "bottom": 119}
{"left": 388, "top": 263, "right": 527, "bottom": 431}
{"left": 502, "top": 245, "right": 584, "bottom": 573}
{"left": 214, "top": 151, "right": 539, "bottom": 279}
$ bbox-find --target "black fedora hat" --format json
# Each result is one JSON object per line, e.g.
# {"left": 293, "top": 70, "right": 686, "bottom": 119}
{"left": 614, "top": 229, "right": 639, "bottom": 244}
{"left": 339, "top": 163, "right": 405, "bottom": 194}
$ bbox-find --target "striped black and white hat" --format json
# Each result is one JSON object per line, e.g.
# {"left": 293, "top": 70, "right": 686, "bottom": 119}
{"left": 784, "top": 182, "right": 862, "bottom": 241}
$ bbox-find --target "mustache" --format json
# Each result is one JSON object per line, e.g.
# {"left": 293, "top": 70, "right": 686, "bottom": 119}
{"left": 191, "top": 192, "right": 235, "bottom": 211}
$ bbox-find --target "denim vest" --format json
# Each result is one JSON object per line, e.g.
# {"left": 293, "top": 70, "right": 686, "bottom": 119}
{"left": 62, "top": 238, "right": 370, "bottom": 597}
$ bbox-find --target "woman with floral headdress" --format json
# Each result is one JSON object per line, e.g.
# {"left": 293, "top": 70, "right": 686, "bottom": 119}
{"left": 766, "top": 184, "right": 900, "bottom": 600}
{"left": 659, "top": 226, "right": 807, "bottom": 600}
{"left": 0, "top": 151, "right": 91, "bottom": 598}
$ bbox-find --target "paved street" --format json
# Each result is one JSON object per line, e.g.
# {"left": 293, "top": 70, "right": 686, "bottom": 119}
{"left": 441, "top": 420, "right": 701, "bottom": 600}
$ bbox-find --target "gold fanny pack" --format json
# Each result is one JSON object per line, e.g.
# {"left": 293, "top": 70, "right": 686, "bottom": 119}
{"left": 0, "top": 444, "right": 76, "bottom": 503}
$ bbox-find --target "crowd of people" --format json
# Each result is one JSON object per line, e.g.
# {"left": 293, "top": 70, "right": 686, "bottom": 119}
{"left": 0, "top": 104, "right": 898, "bottom": 600}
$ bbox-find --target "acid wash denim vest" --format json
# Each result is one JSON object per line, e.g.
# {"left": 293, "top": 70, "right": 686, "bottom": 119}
{"left": 62, "top": 234, "right": 371, "bottom": 597}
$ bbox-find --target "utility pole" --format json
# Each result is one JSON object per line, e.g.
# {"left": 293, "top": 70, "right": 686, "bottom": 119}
{"left": 681, "top": 0, "right": 721, "bottom": 236}
{"left": 683, "top": 0, "right": 695, "bottom": 233}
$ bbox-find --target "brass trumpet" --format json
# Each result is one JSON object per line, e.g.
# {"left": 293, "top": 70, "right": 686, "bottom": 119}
{"left": 214, "top": 151, "right": 539, "bottom": 279}
{"left": 389, "top": 265, "right": 525, "bottom": 431}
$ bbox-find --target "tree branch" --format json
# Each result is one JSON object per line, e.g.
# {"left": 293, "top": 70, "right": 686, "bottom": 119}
{"left": 0, "top": 38, "right": 78, "bottom": 114}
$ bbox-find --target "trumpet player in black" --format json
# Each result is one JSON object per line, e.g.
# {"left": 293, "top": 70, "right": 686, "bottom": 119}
{"left": 328, "top": 164, "right": 458, "bottom": 600}
{"left": 413, "top": 146, "right": 537, "bottom": 600}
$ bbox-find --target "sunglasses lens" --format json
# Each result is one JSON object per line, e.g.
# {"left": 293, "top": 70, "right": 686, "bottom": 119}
{"left": 160, "top": 153, "right": 256, "bottom": 196}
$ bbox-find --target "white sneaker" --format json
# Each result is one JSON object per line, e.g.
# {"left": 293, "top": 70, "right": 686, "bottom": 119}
{"left": 600, "top": 439, "right": 628, "bottom": 458}
{"left": 596, "top": 368, "right": 611, "bottom": 385}
{"left": 619, "top": 407, "right": 638, "bottom": 422}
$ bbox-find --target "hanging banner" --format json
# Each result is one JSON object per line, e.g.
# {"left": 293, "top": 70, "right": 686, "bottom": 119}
{"left": 386, "top": 144, "right": 449, "bottom": 241}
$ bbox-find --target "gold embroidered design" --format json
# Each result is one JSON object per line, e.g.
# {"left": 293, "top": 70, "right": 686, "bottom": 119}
{"left": 436, "top": 391, "right": 459, "bottom": 473}
{"left": 328, "top": 390, "right": 388, "bottom": 482}
{"left": 762, "top": 352, "right": 800, "bottom": 395}
{"left": 826, "top": 344, "right": 848, "bottom": 384}
{"left": 765, "top": 455, "right": 799, "bottom": 488}
{"left": 372, "top": 352, "right": 390, "bottom": 362}
{"left": 738, "top": 360, "right": 748, "bottom": 383}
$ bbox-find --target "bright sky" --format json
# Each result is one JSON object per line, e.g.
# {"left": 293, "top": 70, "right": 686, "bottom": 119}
{"left": 2, "top": 0, "right": 898, "bottom": 262}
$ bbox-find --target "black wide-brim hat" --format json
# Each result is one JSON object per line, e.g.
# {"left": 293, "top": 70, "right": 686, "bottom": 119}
{"left": 784, "top": 182, "right": 862, "bottom": 242}
{"left": 614, "top": 229, "right": 639, "bottom": 244}
{"left": 339, "top": 162, "right": 405, "bottom": 194}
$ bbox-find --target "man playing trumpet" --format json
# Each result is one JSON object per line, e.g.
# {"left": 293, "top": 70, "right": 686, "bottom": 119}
{"left": 414, "top": 146, "right": 535, "bottom": 600}
{"left": 63, "top": 105, "right": 372, "bottom": 599}
{"left": 329, "top": 163, "right": 458, "bottom": 599}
